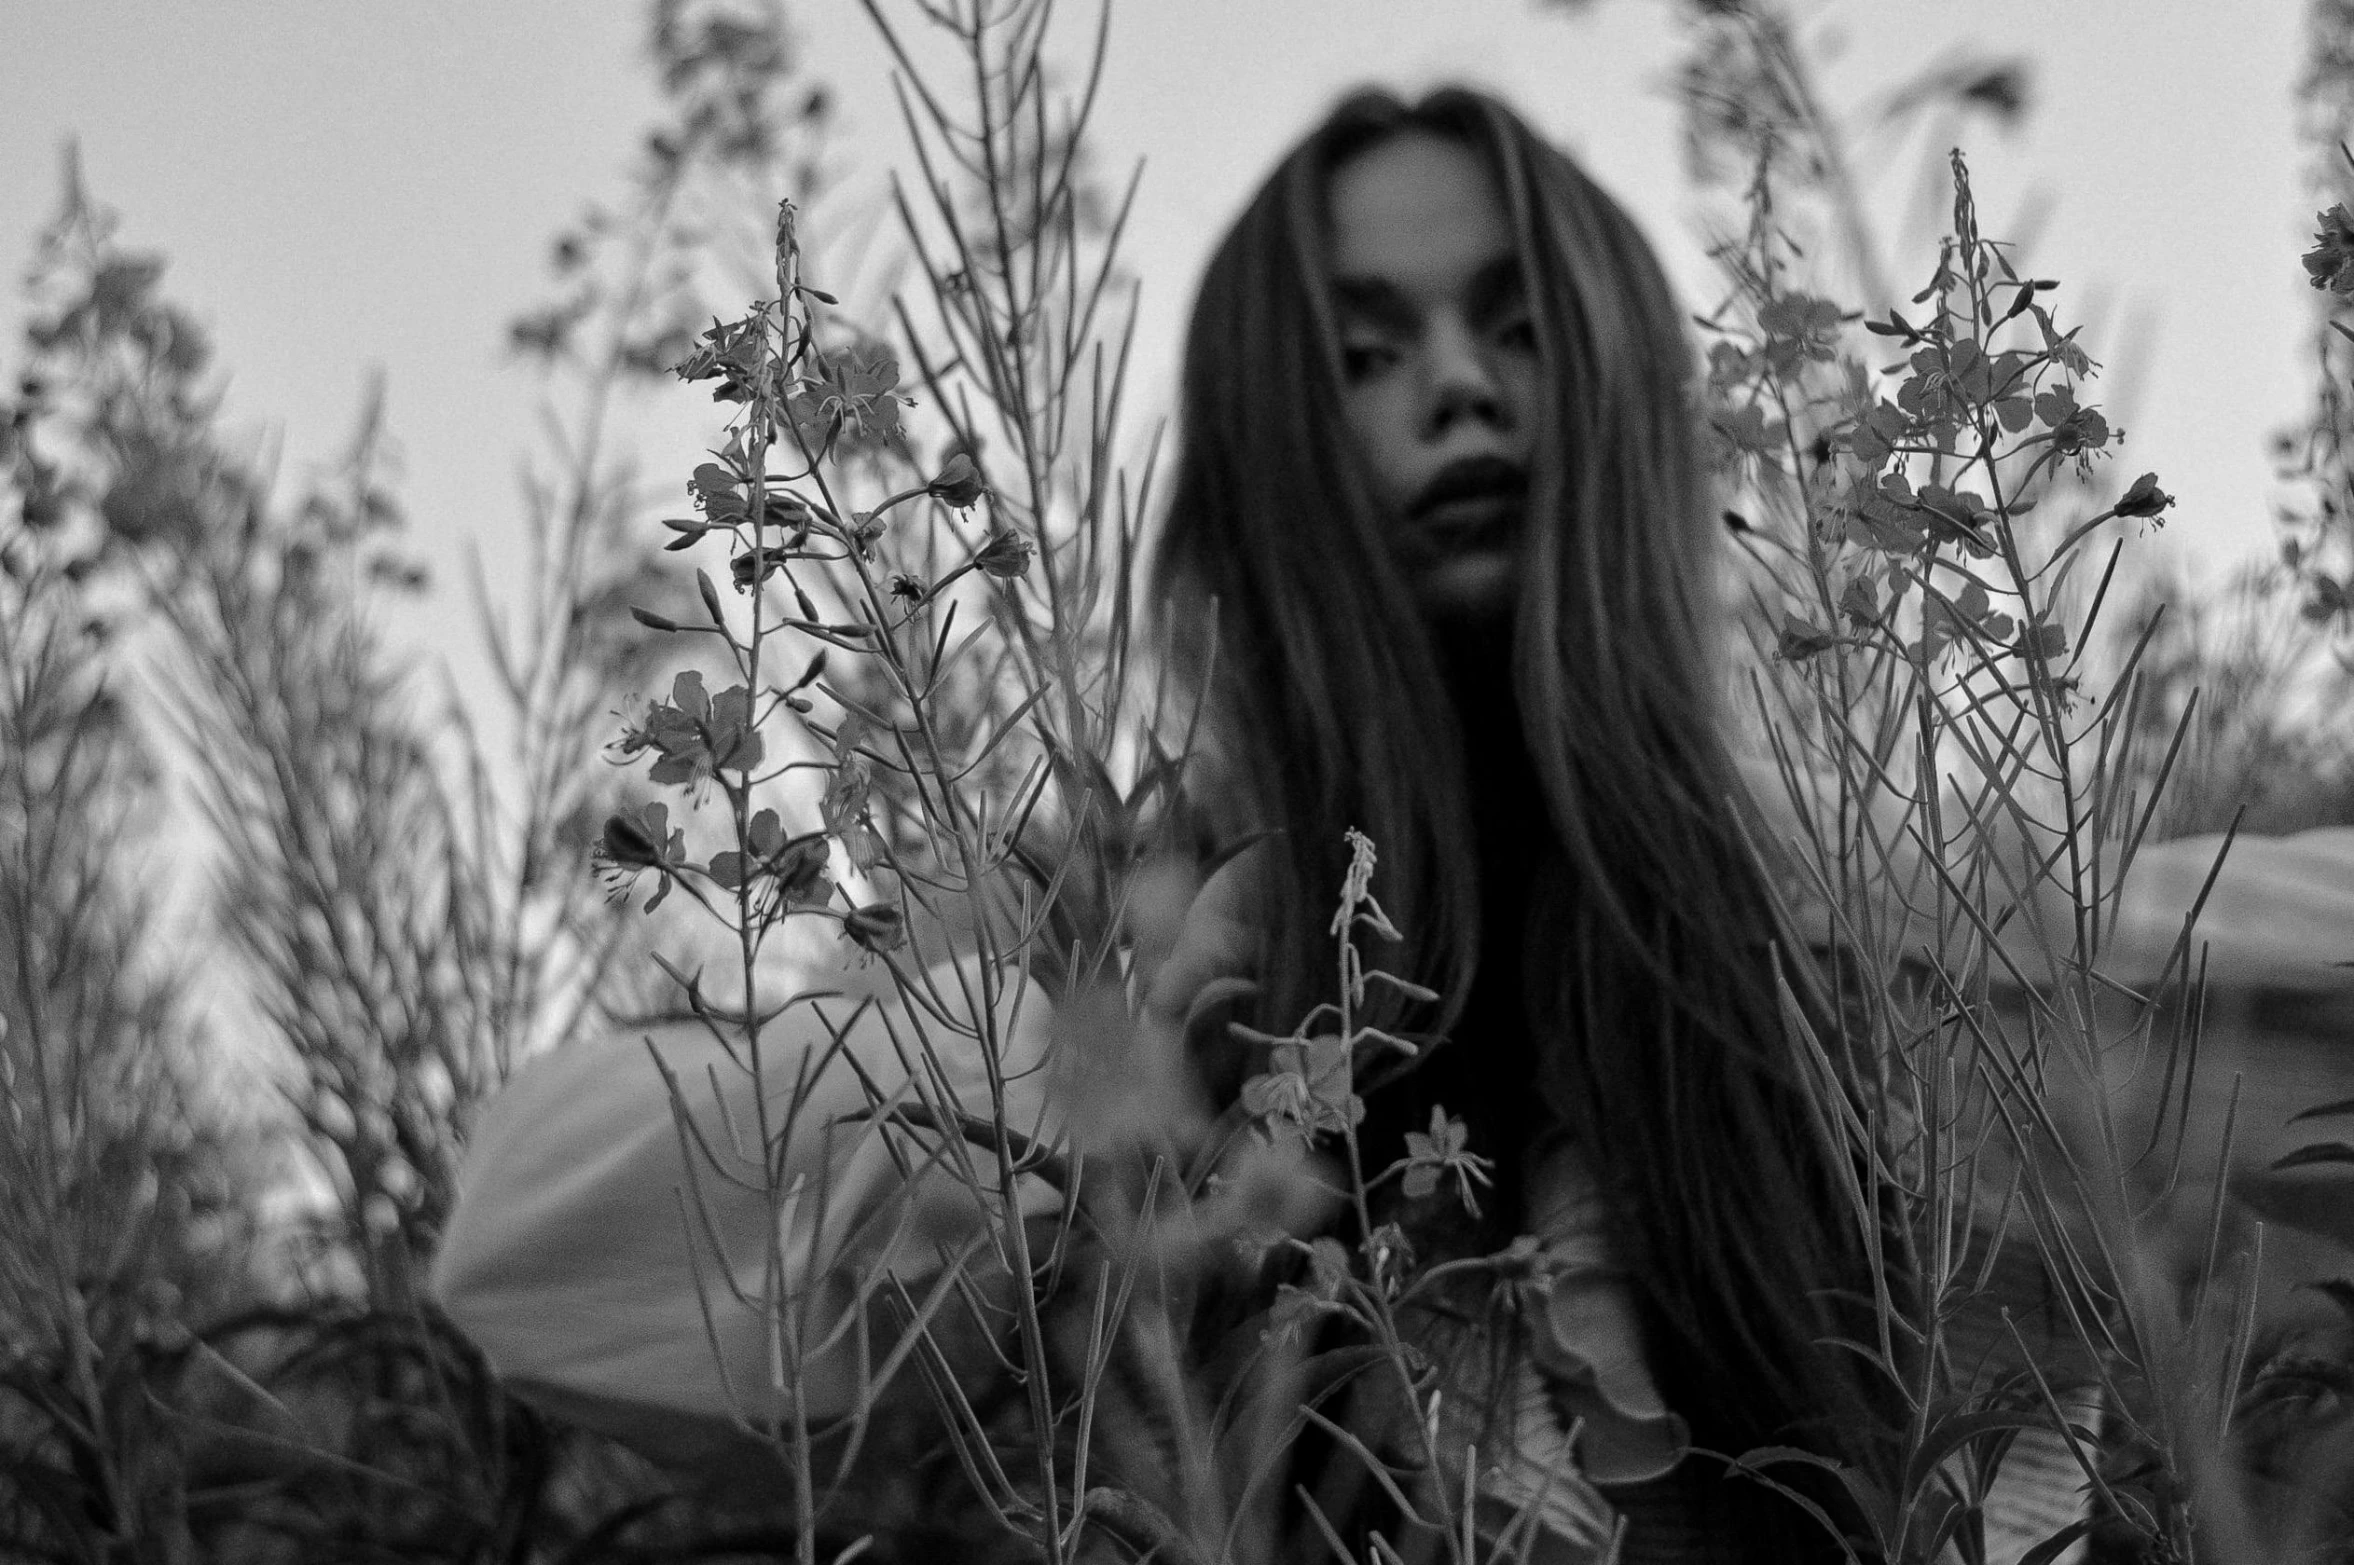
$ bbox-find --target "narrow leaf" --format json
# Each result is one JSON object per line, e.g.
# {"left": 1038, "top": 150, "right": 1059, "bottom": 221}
{"left": 2270, "top": 1142, "right": 2354, "bottom": 1173}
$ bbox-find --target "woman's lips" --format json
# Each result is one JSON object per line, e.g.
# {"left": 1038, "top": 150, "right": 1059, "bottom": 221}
{"left": 1416, "top": 493, "right": 1519, "bottom": 540}
{"left": 1407, "top": 457, "right": 1527, "bottom": 551}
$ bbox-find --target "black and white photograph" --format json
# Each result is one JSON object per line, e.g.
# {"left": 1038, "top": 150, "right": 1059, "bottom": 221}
{"left": 4, "top": 2, "right": 2353, "bottom": 1560}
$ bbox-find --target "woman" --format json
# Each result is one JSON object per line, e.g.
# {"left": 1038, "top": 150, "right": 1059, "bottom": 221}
{"left": 436, "top": 84, "right": 1904, "bottom": 1564}
{"left": 1144, "top": 86, "right": 1902, "bottom": 1561}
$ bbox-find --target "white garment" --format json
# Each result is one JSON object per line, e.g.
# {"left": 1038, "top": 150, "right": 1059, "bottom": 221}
{"left": 2086, "top": 828, "right": 2354, "bottom": 993}
{"left": 429, "top": 962, "right": 1059, "bottom": 1451}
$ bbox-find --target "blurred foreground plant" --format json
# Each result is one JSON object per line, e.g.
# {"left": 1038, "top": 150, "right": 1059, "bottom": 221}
{"left": 1712, "top": 127, "right": 2352, "bottom": 1562}
{"left": 0, "top": 3, "right": 852, "bottom": 1554}
{"left": 0, "top": 163, "right": 251, "bottom": 1558}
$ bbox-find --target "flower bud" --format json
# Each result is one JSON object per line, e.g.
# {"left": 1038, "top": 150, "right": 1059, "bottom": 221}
{"left": 772, "top": 832, "right": 832, "bottom": 906}
{"left": 731, "top": 545, "right": 790, "bottom": 590}
{"left": 2112, "top": 472, "right": 2174, "bottom": 520}
{"left": 599, "top": 809, "right": 666, "bottom": 869}
{"left": 843, "top": 902, "right": 906, "bottom": 955}
{"left": 974, "top": 528, "right": 1035, "bottom": 581}
{"left": 2307, "top": 203, "right": 2354, "bottom": 296}
{"left": 761, "top": 490, "right": 821, "bottom": 543}
{"left": 926, "top": 452, "right": 986, "bottom": 508}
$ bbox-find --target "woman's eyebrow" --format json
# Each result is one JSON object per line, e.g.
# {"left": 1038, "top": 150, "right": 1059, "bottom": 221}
{"left": 1463, "top": 254, "right": 1525, "bottom": 321}
{"left": 1331, "top": 256, "right": 1524, "bottom": 328}
{"left": 1330, "top": 275, "right": 1419, "bottom": 329}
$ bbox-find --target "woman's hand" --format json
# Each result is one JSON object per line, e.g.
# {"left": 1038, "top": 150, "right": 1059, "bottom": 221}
{"left": 1133, "top": 839, "right": 1271, "bottom": 1053}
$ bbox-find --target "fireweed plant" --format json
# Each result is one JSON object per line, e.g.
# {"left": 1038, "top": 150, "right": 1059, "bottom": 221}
{"left": 1703, "top": 134, "right": 2354, "bottom": 1558}
{"left": 588, "top": 4, "right": 1238, "bottom": 1559}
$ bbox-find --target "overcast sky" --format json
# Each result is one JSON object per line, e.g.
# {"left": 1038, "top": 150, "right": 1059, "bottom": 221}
{"left": 0, "top": 1, "right": 2318, "bottom": 679}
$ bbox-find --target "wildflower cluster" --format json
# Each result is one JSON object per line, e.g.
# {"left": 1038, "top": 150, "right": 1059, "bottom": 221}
{"left": 2306, "top": 201, "right": 2354, "bottom": 296}
{"left": 2291, "top": 184, "right": 2354, "bottom": 631}
{"left": 1724, "top": 156, "right": 2174, "bottom": 691}
{"left": 1234, "top": 832, "right": 1472, "bottom": 1189}
{"left": 590, "top": 199, "right": 1029, "bottom": 968}
{"left": 1228, "top": 831, "right": 1518, "bottom": 1537}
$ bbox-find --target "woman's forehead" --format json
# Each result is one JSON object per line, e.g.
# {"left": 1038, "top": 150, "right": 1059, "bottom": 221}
{"left": 1324, "top": 133, "right": 1515, "bottom": 301}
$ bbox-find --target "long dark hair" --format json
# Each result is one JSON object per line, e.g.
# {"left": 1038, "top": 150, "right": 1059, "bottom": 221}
{"left": 1151, "top": 86, "right": 1904, "bottom": 1552}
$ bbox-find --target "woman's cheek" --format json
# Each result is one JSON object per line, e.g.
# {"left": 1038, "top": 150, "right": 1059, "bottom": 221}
{"left": 1342, "top": 382, "right": 1424, "bottom": 507}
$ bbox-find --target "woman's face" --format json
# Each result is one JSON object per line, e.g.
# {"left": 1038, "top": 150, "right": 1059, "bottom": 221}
{"left": 1325, "top": 132, "right": 1540, "bottom": 616}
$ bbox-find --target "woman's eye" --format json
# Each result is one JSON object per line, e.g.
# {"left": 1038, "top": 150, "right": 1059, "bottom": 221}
{"left": 1496, "top": 317, "right": 1537, "bottom": 353}
{"left": 1341, "top": 341, "right": 1400, "bottom": 382}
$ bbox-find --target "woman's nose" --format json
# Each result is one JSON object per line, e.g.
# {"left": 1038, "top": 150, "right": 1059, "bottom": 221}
{"left": 1420, "top": 318, "right": 1507, "bottom": 438}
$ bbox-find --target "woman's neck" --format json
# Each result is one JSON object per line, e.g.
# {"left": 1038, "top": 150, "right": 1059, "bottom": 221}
{"left": 1431, "top": 613, "right": 1546, "bottom": 870}
{"left": 1418, "top": 609, "right": 1554, "bottom": 1231}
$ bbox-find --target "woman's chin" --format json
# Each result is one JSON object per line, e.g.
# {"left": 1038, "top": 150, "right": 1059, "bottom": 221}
{"left": 1415, "top": 550, "right": 1517, "bottom": 621}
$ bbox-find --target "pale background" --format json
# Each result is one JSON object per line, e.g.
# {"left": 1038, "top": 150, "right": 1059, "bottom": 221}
{"left": 0, "top": 1, "right": 2315, "bottom": 683}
